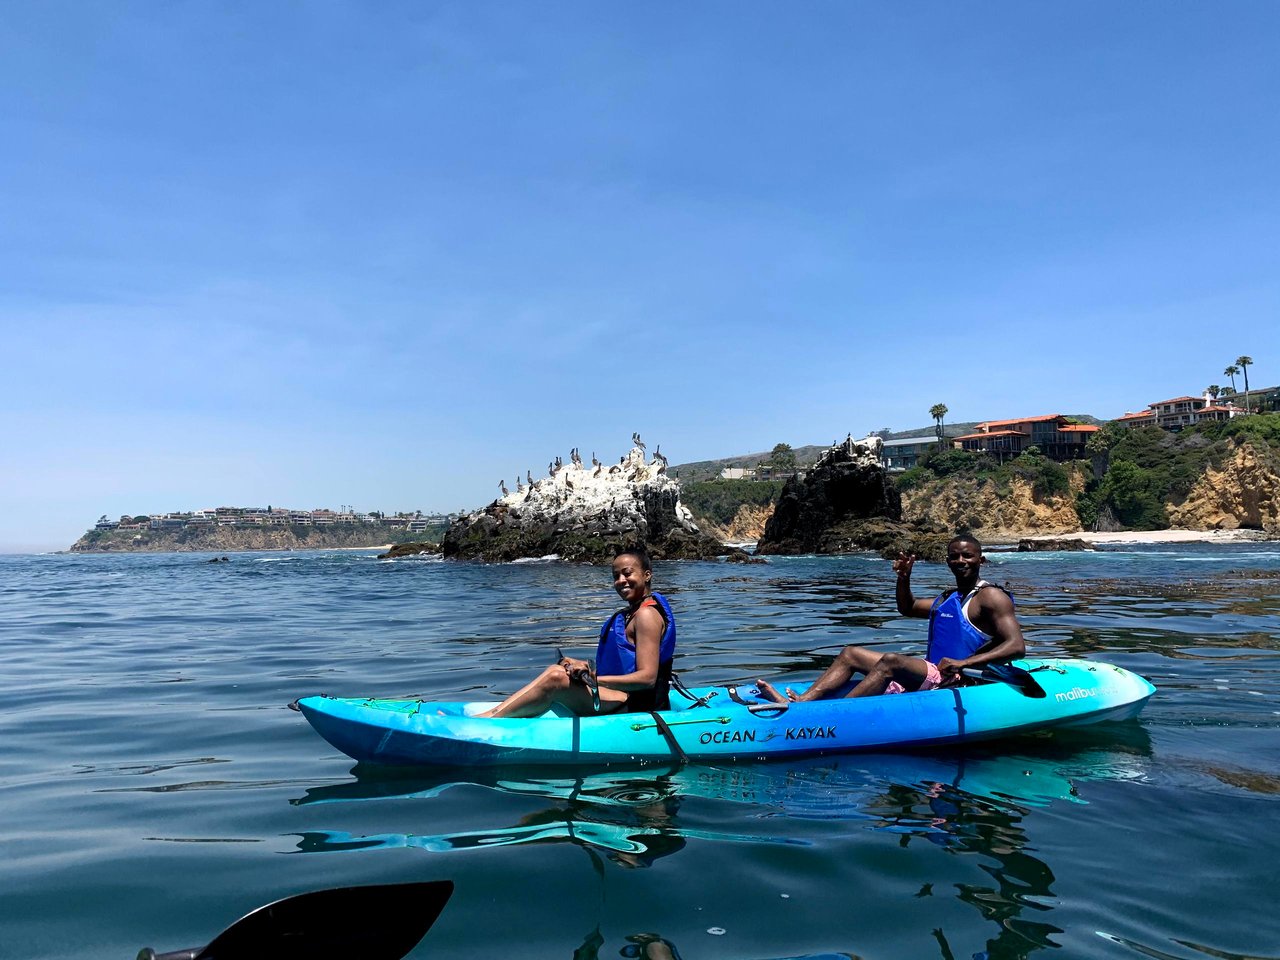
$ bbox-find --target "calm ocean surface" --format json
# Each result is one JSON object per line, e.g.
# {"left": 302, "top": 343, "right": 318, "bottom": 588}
{"left": 3, "top": 545, "right": 1278, "bottom": 960}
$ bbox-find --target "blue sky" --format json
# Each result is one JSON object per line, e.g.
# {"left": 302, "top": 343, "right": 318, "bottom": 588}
{"left": 2, "top": 2, "right": 1278, "bottom": 551}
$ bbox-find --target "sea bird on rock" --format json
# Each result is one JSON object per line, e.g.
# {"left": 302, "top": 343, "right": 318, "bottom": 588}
{"left": 499, "top": 480, "right": 509, "bottom": 496}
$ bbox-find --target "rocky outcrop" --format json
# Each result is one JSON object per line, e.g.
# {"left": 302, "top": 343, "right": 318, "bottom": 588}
{"left": 443, "top": 443, "right": 738, "bottom": 563}
{"left": 1167, "top": 441, "right": 1280, "bottom": 534}
{"left": 756, "top": 436, "right": 952, "bottom": 559}
{"left": 1018, "top": 537, "right": 1093, "bottom": 552}
{"left": 901, "top": 472, "right": 1085, "bottom": 539}
{"left": 70, "top": 524, "right": 405, "bottom": 553}
{"left": 378, "top": 541, "right": 442, "bottom": 559}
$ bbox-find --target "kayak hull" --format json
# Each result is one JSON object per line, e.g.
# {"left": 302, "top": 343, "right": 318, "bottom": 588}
{"left": 296, "top": 658, "right": 1155, "bottom": 767}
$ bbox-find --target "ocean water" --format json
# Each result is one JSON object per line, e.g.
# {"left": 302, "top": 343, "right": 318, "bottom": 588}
{"left": 2, "top": 544, "right": 1278, "bottom": 960}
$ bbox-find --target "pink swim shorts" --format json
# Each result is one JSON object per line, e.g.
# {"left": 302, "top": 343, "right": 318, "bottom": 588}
{"left": 885, "top": 660, "right": 943, "bottom": 696}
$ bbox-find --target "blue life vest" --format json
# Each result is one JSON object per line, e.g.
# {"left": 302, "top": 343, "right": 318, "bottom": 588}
{"left": 596, "top": 592, "right": 676, "bottom": 711}
{"left": 926, "top": 581, "right": 1009, "bottom": 664}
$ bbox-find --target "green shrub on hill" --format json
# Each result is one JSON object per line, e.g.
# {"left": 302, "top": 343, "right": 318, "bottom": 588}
{"left": 680, "top": 479, "right": 785, "bottom": 525}
{"left": 894, "top": 446, "right": 1071, "bottom": 500}
{"left": 1082, "top": 413, "right": 1280, "bottom": 529}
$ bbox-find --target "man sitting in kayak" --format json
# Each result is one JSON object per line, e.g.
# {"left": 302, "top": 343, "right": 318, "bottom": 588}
{"left": 476, "top": 546, "right": 676, "bottom": 718}
{"left": 758, "top": 534, "right": 1025, "bottom": 702}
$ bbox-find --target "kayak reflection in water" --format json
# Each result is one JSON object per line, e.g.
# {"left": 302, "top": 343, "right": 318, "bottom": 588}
{"left": 477, "top": 545, "right": 676, "bottom": 718}
{"left": 758, "top": 535, "right": 1026, "bottom": 703}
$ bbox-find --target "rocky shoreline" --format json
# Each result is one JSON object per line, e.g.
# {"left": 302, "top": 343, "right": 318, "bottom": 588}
{"left": 69, "top": 525, "right": 417, "bottom": 553}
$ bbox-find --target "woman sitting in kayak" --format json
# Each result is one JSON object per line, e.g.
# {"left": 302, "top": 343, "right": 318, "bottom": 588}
{"left": 476, "top": 546, "right": 676, "bottom": 718}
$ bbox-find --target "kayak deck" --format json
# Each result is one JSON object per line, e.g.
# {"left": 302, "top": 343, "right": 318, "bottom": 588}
{"left": 297, "top": 658, "right": 1155, "bottom": 767}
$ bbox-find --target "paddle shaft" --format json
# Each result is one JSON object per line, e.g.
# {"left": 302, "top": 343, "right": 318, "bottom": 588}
{"left": 556, "top": 647, "right": 600, "bottom": 710}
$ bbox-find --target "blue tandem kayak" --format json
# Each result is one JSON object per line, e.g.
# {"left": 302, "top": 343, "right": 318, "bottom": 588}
{"left": 296, "top": 657, "right": 1155, "bottom": 767}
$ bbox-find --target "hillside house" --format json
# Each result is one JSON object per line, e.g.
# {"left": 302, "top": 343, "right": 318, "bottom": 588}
{"left": 952, "top": 415, "right": 1099, "bottom": 461}
{"left": 881, "top": 436, "right": 946, "bottom": 471}
{"left": 1114, "top": 391, "right": 1245, "bottom": 431}
{"left": 1218, "top": 384, "right": 1279, "bottom": 414}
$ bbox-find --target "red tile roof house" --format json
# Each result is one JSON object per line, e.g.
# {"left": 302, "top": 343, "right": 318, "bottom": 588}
{"left": 952, "top": 414, "right": 1101, "bottom": 461}
{"left": 1115, "top": 391, "right": 1245, "bottom": 431}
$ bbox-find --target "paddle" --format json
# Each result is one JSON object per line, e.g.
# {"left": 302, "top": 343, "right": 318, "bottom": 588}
{"left": 136, "top": 880, "right": 453, "bottom": 960}
{"left": 557, "top": 647, "right": 600, "bottom": 712}
{"left": 962, "top": 662, "right": 1047, "bottom": 698}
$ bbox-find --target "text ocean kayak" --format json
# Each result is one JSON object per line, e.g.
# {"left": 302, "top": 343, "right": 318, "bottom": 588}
{"left": 296, "top": 657, "right": 1155, "bottom": 767}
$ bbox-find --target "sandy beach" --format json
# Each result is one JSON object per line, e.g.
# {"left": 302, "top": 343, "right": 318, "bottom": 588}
{"left": 1018, "top": 528, "right": 1273, "bottom": 546}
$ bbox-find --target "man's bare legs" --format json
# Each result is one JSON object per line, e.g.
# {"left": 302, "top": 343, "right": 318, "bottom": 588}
{"left": 756, "top": 647, "right": 933, "bottom": 703}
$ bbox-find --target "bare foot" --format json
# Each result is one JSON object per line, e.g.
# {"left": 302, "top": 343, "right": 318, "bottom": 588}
{"left": 755, "top": 679, "right": 790, "bottom": 705}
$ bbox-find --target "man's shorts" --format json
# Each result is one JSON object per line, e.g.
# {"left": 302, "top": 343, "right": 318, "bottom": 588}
{"left": 885, "top": 659, "right": 943, "bottom": 696}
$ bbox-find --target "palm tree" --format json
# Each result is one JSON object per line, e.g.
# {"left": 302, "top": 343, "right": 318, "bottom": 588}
{"left": 929, "top": 403, "right": 948, "bottom": 443}
{"left": 1224, "top": 364, "right": 1239, "bottom": 393}
{"left": 1207, "top": 385, "right": 1220, "bottom": 401}
{"left": 1236, "top": 355, "right": 1253, "bottom": 412}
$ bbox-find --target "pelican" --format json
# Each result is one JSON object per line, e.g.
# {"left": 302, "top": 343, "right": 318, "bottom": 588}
{"left": 499, "top": 480, "right": 509, "bottom": 496}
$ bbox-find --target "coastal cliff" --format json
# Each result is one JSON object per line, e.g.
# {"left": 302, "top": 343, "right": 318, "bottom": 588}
{"left": 696, "top": 503, "right": 775, "bottom": 543}
{"left": 70, "top": 524, "right": 416, "bottom": 553}
{"left": 443, "top": 442, "right": 735, "bottom": 563}
{"left": 901, "top": 470, "right": 1086, "bottom": 540}
{"left": 1167, "top": 441, "right": 1280, "bottom": 534}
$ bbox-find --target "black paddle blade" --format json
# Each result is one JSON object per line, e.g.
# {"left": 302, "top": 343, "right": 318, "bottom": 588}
{"left": 142, "top": 880, "right": 453, "bottom": 960}
{"left": 984, "top": 663, "right": 1047, "bottom": 698}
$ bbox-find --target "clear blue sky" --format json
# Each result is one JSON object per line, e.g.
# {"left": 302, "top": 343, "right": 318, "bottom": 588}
{"left": 3, "top": 2, "right": 1277, "bottom": 551}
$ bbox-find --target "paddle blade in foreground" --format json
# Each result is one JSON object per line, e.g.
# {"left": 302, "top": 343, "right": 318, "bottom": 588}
{"left": 983, "top": 662, "right": 1047, "bottom": 698}
{"left": 137, "top": 880, "right": 454, "bottom": 960}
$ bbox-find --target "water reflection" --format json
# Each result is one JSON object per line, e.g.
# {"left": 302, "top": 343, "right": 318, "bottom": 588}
{"left": 572, "top": 926, "right": 858, "bottom": 960}
{"left": 293, "top": 731, "right": 1152, "bottom": 960}
{"left": 294, "top": 769, "right": 805, "bottom": 865}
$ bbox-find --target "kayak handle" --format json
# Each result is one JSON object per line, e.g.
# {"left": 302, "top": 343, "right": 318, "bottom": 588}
{"left": 630, "top": 715, "right": 731, "bottom": 731}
